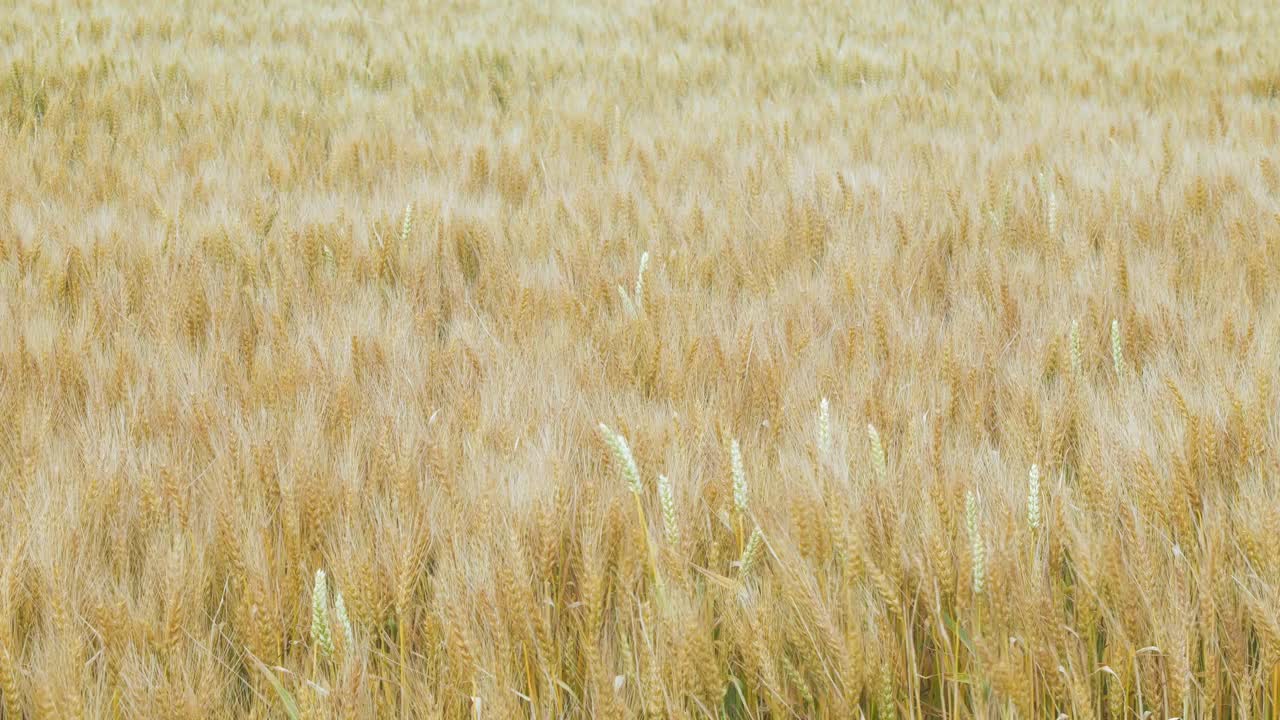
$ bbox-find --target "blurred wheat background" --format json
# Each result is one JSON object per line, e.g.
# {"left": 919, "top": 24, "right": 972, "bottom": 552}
{"left": 3, "top": 0, "right": 1280, "bottom": 717}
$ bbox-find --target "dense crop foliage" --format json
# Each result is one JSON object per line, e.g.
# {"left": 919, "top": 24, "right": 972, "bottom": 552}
{"left": 3, "top": 1, "right": 1280, "bottom": 717}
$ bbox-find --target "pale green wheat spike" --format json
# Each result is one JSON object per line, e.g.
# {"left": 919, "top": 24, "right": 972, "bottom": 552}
{"left": 965, "top": 492, "right": 985, "bottom": 595}
{"left": 738, "top": 526, "right": 764, "bottom": 577}
{"left": 867, "top": 424, "right": 887, "bottom": 485}
{"left": 1027, "top": 463, "right": 1041, "bottom": 531}
{"left": 633, "top": 251, "right": 650, "bottom": 311}
{"left": 1111, "top": 319, "right": 1125, "bottom": 382}
{"left": 335, "top": 591, "right": 354, "bottom": 653}
{"left": 731, "top": 439, "right": 748, "bottom": 516}
{"left": 616, "top": 285, "right": 636, "bottom": 316}
{"left": 657, "top": 473, "right": 679, "bottom": 546}
{"left": 399, "top": 202, "right": 413, "bottom": 246}
{"left": 1069, "top": 319, "right": 1082, "bottom": 379}
{"left": 817, "top": 397, "right": 831, "bottom": 456}
{"left": 615, "top": 252, "right": 649, "bottom": 318}
{"left": 599, "top": 423, "right": 642, "bottom": 495}
{"left": 311, "top": 570, "right": 334, "bottom": 659}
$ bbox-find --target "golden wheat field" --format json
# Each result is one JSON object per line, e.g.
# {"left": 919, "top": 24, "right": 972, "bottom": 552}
{"left": 5, "top": 0, "right": 1280, "bottom": 717}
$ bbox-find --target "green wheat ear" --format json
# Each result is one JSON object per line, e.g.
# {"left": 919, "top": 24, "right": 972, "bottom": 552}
{"left": 817, "top": 397, "right": 831, "bottom": 456}
{"left": 616, "top": 252, "right": 650, "bottom": 317}
{"left": 633, "top": 251, "right": 650, "bottom": 310}
{"left": 616, "top": 285, "right": 636, "bottom": 316}
{"left": 738, "top": 526, "right": 764, "bottom": 577}
{"left": 599, "top": 423, "right": 642, "bottom": 494}
{"left": 657, "top": 473, "right": 679, "bottom": 546}
{"left": 335, "top": 591, "right": 354, "bottom": 652}
{"left": 399, "top": 202, "right": 414, "bottom": 245}
{"left": 731, "top": 439, "right": 748, "bottom": 516}
{"left": 867, "top": 424, "right": 887, "bottom": 485}
{"left": 311, "top": 569, "right": 334, "bottom": 659}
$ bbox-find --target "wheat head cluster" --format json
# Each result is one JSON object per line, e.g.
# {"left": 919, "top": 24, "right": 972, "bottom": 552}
{"left": 2, "top": 0, "right": 1280, "bottom": 718}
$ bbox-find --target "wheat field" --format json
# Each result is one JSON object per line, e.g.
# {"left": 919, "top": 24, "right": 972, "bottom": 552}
{"left": 3, "top": 0, "right": 1280, "bottom": 717}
